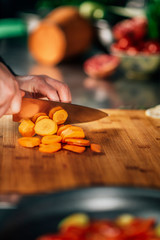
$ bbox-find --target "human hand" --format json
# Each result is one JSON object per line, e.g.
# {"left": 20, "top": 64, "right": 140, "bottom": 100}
{"left": 0, "top": 63, "right": 24, "bottom": 117}
{"left": 16, "top": 75, "right": 72, "bottom": 103}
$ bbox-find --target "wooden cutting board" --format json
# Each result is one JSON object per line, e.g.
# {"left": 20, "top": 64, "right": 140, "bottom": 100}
{"left": 0, "top": 109, "right": 160, "bottom": 194}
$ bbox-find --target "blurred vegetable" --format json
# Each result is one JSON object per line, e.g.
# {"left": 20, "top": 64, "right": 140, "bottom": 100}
{"left": 29, "top": 6, "right": 93, "bottom": 66}
{"left": 58, "top": 213, "right": 90, "bottom": 230}
{"left": 116, "top": 214, "right": 134, "bottom": 227}
{"left": 83, "top": 54, "right": 120, "bottom": 78}
{"left": 79, "top": 1, "right": 106, "bottom": 19}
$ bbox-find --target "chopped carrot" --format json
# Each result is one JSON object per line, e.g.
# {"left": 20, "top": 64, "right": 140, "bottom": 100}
{"left": 39, "top": 143, "right": 61, "bottom": 153}
{"left": 32, "top": 112, "right": 47, "bottom": 123}
{"left": 41, "top": 135, "right": 62, "bottom": 144}
{"left": 34, "top": 118, "right": 57, "bottom": 136}
{"left": 35, "top": 115, "right": 49, "bottom": 123}
{"left": 64, "top": 138, "right": 90, "bottom": 147}
{"left": 90, "top": 143, "right": 101, "bottom": 153}
{"left": 49, "top": 106, "right": 63, "bottom": 119}
{"left": 61, "top": 127, "right": 85, "bottom": 140}
{"left": 63, "top": 144, "right": 86, "bottom": 153}
{"left": 53, "top": 109, "right": 68, "bottom": 125}
{"left": 18, "top": 137, "right": 40, "bottom": 148}
{"left": 18, "top": 119, "right": 35, "bottom": 137}
{"left": 57, "top": 124, "right": 72, "bottom": 136}
{"left": 61, "top": 126, "right": 84, "bottom": 136}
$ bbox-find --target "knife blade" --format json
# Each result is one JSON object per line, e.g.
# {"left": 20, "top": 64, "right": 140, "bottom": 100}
{"left": 13, "top": 98, "right": 108, "bottom": 123}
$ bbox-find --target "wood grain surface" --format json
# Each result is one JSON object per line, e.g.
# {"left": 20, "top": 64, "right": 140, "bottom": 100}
{"left": 0, "top": 109, "right": 160, "bottom": 195}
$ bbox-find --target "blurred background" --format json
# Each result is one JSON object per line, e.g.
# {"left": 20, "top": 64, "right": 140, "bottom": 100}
{"left": 0, "top": 0, "right": 159, "bottom": 109}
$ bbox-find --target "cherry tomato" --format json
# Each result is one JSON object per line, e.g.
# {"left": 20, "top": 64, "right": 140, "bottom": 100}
{"left": 87, "top": 220, "right": 124, "bottom": 239}
{"left": 143, "top": 41, "right": 160, "bottom": 54}
{"left": 123, "top": 218, "right": 155, "bottom": 238}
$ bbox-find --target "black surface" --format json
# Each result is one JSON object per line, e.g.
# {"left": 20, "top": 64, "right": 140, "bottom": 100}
{"left": 1, "top": 187, "right": 160, "bottom": 240}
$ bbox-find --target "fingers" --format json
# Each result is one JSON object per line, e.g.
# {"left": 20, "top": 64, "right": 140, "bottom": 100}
{"left": 0, "top": 80, "right": 22, "bottom": 117}
{"left": 45, "top": 77, "right": 72, "bottom": 102}
{"left": 35, "top": 78, "right": 60, "bottom": 102}
{"left": 9, "top": 81, "right": 22, "bottom": 114}
{"left": 16, "top": 74, "right": 72, "bottom": 103}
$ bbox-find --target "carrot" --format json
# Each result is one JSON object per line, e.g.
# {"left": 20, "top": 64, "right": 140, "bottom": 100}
{"left": 90, "top": 143, "right": 101, "bottom": 153}
{"left": 35, "top": 115, "right": 49, "bottom": 123}
{"left": 32, "top": 112, "right": 47, "bottom": 123}
{"left": 41, "top": 135, "right": 62, "bottom": 144}
{"left": 28, "top": 22, "right": 66, "bottom": 66}
{"left": 28, "top": 6, "right": 93, "bottom": 65}
{"left": 61, "top": 126, "right": 85, "bottom": 139}
{"left": 64, "top": 138, "right": 90, "bottom": 146}
{"left": 63, "top": 144, "right": 86, "bottom": 153}
{"left": 49, "top": 106, "right": 63, "bottom": 119}
{"left": 57, "top": 124, "right": 72, "bottom": 136}
{"left": 18, "top": 137, "right": 40, "bottom": 148}
{"left": 61, "top": 126, "right": 84, "bottom": 136}
{"left": 53, "top": 109, "right": 68, "bottom": 125}
{"left": 62, "top": 130, "right": 85, "bottom": 141}
{"left": 39, "top": 143, "right": 61, "bottom": 153}
{"left": 18, "top": 119, "right": 35, "bottom": 137}
{"left": 34, "top": 118, "right": 57, "bottom": 136}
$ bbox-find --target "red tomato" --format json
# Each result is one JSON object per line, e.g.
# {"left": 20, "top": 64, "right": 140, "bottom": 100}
{"left": 123, "top": 218, "right": 155, "bottom": 238}
{"left": 61, "top": 226, "right": 86, "bottom": 240}
{"left": 117, "top": 38, "right": 132, "bottom": 50}
{"left": 143, "top": 41, "right": 160, "bottom": 54}
{"left": 113, "top": 17, "right": 147, "bottom": 41}
{"left": 87, "top": 220, "right": 124, "bottom": 239}
{"left": 126, "top": 46, "right": 139, "bottom": 56}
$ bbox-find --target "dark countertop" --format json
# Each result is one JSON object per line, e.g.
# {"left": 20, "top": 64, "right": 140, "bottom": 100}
{"left": 0, "top": 37, "right": 160, "bottom": 110}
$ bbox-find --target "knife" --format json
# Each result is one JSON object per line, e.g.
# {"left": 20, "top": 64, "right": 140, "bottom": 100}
{"left": 13, "top": 98, "right": 108, "bottom": 123}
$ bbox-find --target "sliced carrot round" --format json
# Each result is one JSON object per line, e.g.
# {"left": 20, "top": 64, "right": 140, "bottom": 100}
{"left": 90, "top": 143, "right": 101, "bottom": 153}
{"left": 34, "top": 118, "right": 58, "bottom": 136}
{"left": 61, "top": 128, "right": 85, "bottom": 140}
{"left": 32, "top": 112, "right": 47, "bottom": 123}
{"left": 41, "top": 135, "right": 62, "bottom": 144}
{"left": 63, "top": 144, "right": 86, "bottom": 153}
{"left": 18, "top": 137, "right": 40, "bottom": 148}
{"left": 64, "top": 138, "right": 90, "bottom": 146}
{"left": 18, "top": 119, "right": 35, "bottom": 137}
{"left": 49, "top": 106, "right": 63, "bottom": 119}
{"left": 53, "top": 109, "right": 68, "bottom": 125}
{"left": 35, "top": 115, "right": 49, "bottom": 124}
{"left": 39, "top": 143, "right": 61, "bottom": 153}
{"left": 57, "top": 124, "right": 72, "bottom": 136}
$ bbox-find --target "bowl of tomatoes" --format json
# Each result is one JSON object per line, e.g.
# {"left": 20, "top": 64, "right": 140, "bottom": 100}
{"left": 110, "top": 17, "right": 160, "bottom": 79}
{"left": 1, "top": 187, "right": 160, "bottom": 240}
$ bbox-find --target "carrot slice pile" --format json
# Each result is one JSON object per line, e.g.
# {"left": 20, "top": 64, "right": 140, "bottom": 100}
{"left": 17, "top": 105, "right": 102, "bottom": 154}
{"left": 18, "top": 119, "right": 35, "bottom": 137}
{"left": 18, "top": 137, "right": 40, "bottom": 148}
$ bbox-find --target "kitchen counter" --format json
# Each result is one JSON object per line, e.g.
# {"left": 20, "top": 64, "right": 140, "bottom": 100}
{"left": 0, "top": 37, "right": 160, "bottom": 110}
